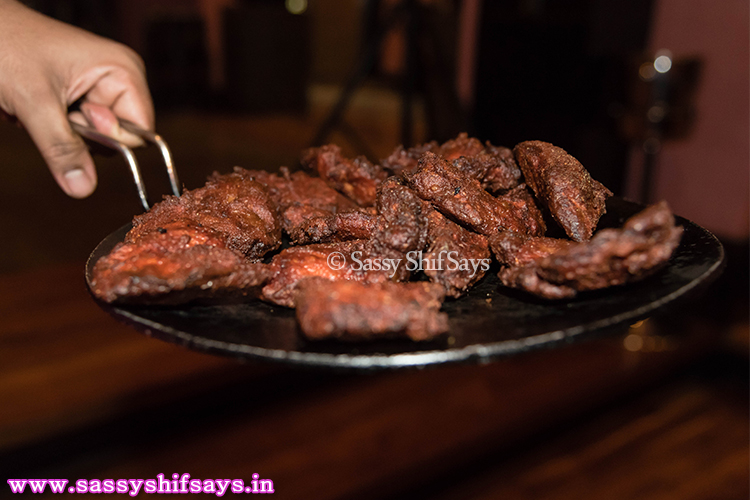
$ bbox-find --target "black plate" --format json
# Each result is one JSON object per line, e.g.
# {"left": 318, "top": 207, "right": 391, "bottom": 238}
{"left": 86, "top": 198, "right": 724, "bottom": 369}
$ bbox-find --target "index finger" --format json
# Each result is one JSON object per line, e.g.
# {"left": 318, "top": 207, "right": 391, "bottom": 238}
{"left": 84, "top": 67, "right": 154, "bottom": 132}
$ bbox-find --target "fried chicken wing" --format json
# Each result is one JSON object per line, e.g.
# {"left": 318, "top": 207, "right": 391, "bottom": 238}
{"left": 294, "top": 278, "right": 448, "bottom": 341}
{"left": 246, "top": 167, "right": 359, "bottom": 243}
{"left": 261, "top": 240, "right": 409, "bottom": 307}
{"left": 498, "top": 202, "right": 683, "bottom": 299}
{"left": 514, "top": 141, "right": 612, "bottom": 242}
{"left": 301, "top": 144, "right": 389, "bottom": 206}
{"left": 423, "top": 210, "right": 490, "bottom": 297}
{"left": 404, "top": 152, "right": 545, "bottom": 236}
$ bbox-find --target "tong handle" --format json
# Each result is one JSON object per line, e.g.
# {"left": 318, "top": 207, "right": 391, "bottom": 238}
{"left": 70, "top": 119, "right": 181, "bottom": 211}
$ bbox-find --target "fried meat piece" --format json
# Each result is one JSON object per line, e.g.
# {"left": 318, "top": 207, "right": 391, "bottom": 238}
{"left": 266, "top": 178, "right": 431, "bottom": 307}
{"left": 91, "top": 222, "right": 270, "bottom": 304}
{"left": 294, "top": 176, "right": 432, "bottom": 251}
{"left": 380, "top": 141, "right": 438, "bottom": 175}
{"left": 498, "top": 202, "right": 683, "bottom": 299}
{"left": 382, "top": 133, "right": 483, "bottom": 174}
{"left": 301, "top": 144, "right": 389, "bottom": 206}
{"left": 453, "top": 143, "right": 522, "bottom": 194}
{"left": 262, "top": 240, "right": 409, "bottom": 307}
{"left": 295, "top": 209, "right": 378, "bottom": 245}
{"left": 489, "top": 231, "right": 574, "bottom": 267}
{"left": 246, "top": 168, "right": 359, "bottom": 243}
{"left": 371, "top": 176, "right": 431, "bottom": 254}
{"left": 514, "top": 141, "right": 612, "bottom": 242}
{"left": 128, "top": 169, "right": 282, "bottom": 258}
{"left": 404, "top": 152, "right": 545, "bottom": 236}
{"left": 92, "top": 170, "right": 281, "bottom": 303}
{"left": 382, "top": 133, "right": 522, "bottom": 193}
{"left": 423, "top": 210, "right": 491, "bottom": 297}
{"left": 294, "top": 278, "right": 448, "bottom": 341}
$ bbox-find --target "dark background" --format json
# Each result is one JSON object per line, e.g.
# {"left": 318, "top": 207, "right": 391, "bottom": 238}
{"left": 0, "top": 1, "right": 747, "bottom": 498}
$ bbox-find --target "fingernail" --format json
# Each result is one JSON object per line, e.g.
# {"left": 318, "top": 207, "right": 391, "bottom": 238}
{"left": 63, "top": 168, "right": 94, "bottom": 198}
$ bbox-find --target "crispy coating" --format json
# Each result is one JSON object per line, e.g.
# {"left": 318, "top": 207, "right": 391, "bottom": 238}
{"left": 498, "top": 202, "right": 683, "bottom": 299}
{"left": 454, "top": 143, "right": 522, "bottom": 194}
{"left": 91, "top": 169, "right": 280, "bottom": 303}
{"left": 262, "top": 178, "right": 432, "bottom": 307}
{"left": 294, "top": 177, "right": 432, "bottom": 250}
{"left": 371, "top": 176, "right": 431, "bottom": 254}
{"left": 301, "top": 144, "right": 389, "bottom": 206}
{"left": 404, "top": 152, "right": 545, "bottom": 236}
{"left": 91, "top": 136, "right": 682, "bottom": 340}
{"left": 262, "top": 240, "right": 409, "bottom": 307}
{"left": 382, "top": 133, "right": 522, "bottom": 193}
{"left": 294, "top": 278, "right": 448, "bottom": 341}
{"left": 514, "top": 141, "right": 612, "bottom": 242}
{"left": 423, "top": 210, "right": 491, "bottom": 297}
{"left": 128, "top": 169, "right": 281, "bottom": 258}
{"left": 246, "top": 167, "right": 358, "bottom": 243}
{"left": 489, "top": 231, "right": 574, "bottom": 267}
{"left": 380, "top": 141, "right": 438, "bottom": 175}
{"left": 295, "top": 209, "right": 378, "bottom": 245}
{"left": 91, "top": 222, "right": 270, "bottom": 304}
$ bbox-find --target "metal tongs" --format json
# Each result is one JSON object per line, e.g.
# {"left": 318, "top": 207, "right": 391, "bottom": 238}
{"left": 70, "top": 119, "right": 180, "bottom": 211}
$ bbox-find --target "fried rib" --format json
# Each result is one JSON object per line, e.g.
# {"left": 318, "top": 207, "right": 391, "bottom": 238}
{"left": 423, "top": 210, "right": 490, "bottom": 297}
{"left": 301, "top": 144, "right": 389, "bottom": 206}
{"left": 498, "top": 202, "right": 683, "bottom": 299}
{"left": 92, "top": 170, "right": 279, "bottom": 303}
{"left": 294, "top": 278, "right": 448, "bottom": 341}
{"left": 246, "top": 167, "right": 358, "bottom": 243}
{"left": 514, "top": 141, "right": 612, "bottom": 242}
{"left": 382, "top": 133, "right": 522, "bottom": 193}
{"left": 404, "top": 152, "right": 545, "bottom": 236}
{"left": 261, "top": 240, "right": 409, "bottom": 307}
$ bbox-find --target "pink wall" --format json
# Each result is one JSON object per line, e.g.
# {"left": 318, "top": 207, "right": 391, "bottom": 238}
{"left": 641, "top": 0, "right": 749, "bottom": 240}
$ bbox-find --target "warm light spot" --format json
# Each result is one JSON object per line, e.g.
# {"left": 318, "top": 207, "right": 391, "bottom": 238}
{"left": 286, "top": 0, "right": 307, "bottom": 15}
{"left": 624, "top": 334, "right": 644, "bottom": 352}
{"left": 647, "top": 104, "right": 666, "bottom": 123}
{"left": 639, "top": 62, "right": 656, "bottom": 81}
{"left": 630, "top": 319, "right": 646, "bottom": 329}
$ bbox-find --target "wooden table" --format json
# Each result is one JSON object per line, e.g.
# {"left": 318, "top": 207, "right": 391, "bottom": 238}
{"left": 0, "top": 263, "right": 745, "bottom": 499}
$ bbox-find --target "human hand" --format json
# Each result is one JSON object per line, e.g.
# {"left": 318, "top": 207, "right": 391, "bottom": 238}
{"left": 0, "top": 0, "right": 154, "bottom": 198}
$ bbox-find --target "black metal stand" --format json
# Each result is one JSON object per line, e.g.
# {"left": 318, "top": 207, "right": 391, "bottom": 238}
{"left": 312, "top": 0, "right": 465, "bottom": 154}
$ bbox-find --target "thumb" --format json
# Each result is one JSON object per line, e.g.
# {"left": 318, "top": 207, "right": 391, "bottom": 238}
{"left": 16, "top": 91, "right": 97, "bottom": 198}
